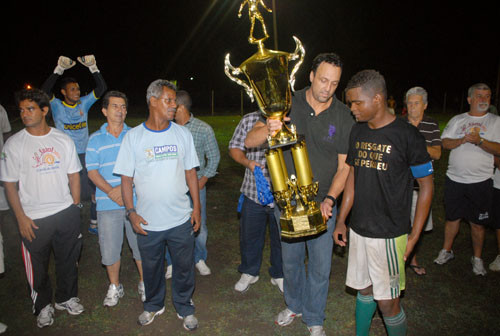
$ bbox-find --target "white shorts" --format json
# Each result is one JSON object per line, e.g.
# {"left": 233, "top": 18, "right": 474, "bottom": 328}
{"left": 411, "top": 190, "right": 433, "bottom": 231}
{"left": 346, "top": 228, "right": 407, "bottom": 300}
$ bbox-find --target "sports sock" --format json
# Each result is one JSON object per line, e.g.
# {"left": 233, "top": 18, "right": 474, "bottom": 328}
{"left": 355, "top": 292, "right": 377, "bottom": 336}
{"left": 383, "top": 307, "right": 407, "bottom": 336}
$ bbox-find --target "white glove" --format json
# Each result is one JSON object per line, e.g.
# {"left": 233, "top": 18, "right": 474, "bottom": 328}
{"left": 77, "top": 55, "right": 99, "bottom": 73}
{"left": 54, "top": 56, "right": 75, "bottom": 75}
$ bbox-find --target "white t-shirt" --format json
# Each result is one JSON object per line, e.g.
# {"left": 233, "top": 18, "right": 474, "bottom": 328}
{"left": 0, "top": 128, "right": 82, "bottom": 219}
{"left": 0, "top": 104, "right": 11, "bottom": 152}
{"left": 442, "top": 112, "right": 500, "bottom": 183}
{"left": 493, "top": 169, "right": 500, "bottom": 189}
{"left": 113, "top": 122, "right": 199, "bottom": 231}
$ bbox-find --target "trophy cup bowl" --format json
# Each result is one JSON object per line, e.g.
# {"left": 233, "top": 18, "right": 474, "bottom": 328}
{"left": 224, "top": 37, "right": 305, "bottom": 149}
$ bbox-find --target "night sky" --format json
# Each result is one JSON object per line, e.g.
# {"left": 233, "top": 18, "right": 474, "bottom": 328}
{"left": 3, "top": 0, "right": 498, "bottom": 112}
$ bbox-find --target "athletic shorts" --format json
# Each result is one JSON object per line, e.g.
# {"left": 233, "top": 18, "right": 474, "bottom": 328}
{"left": 346, "top": 228, "right": 407, "bottom": 301}
{"left": 491, "top": 188, "right": 500, "bottom": 229}
{"left": 444, "top": 177, "right": 492, "bottom": 225}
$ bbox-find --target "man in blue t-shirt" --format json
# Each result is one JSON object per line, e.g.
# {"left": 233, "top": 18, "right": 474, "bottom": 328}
{"left": 113, "top": 79, "right": 200, "bottom": 331}
{"left": 42, "top": 55, "right": 107, "bottom": 235}
{"left": 86, "top": 91, "right": 144, "bottom": 308}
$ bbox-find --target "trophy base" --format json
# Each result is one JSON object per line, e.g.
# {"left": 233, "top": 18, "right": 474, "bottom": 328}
{"left": 280, "top": 210, "right": 326, "bottom": 239}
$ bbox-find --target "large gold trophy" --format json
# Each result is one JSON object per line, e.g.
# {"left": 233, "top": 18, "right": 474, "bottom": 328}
{"left": 225, "top": 0, "right": 326, "bottom": 238}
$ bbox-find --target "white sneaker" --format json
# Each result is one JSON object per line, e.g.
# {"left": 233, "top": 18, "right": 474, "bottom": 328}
{"left": 489, "top": 255, "right": 500, "bottom": 271}
{"left": 195, "top": 260, "right": 211, "bottom": 276}
{"left": 271, "top": 277, "right": 284, "bottom": 293}
{"left": 138, "top": 307, "right": 165, "bottom": 326}
{"left": 165, "top": 265, "right": 172, "bottom": 280}
{"left": 103, "top": 284, "right": 124, "bottom": 307}
{"left": 434, "top": 249, "right": 454, "bottom": 265}
{"left": 234, "top": 273, "right": 259, "bottom": 292}
{"left": 55, "top": 297, "right": 84, "bottom": 315}
{"left": 308, "top": 325, "right": 326, "bottom": 336}
{"left": 275, "top": 307, "right": 302, "bottom": 326}
{"left": 138, "top": 281, "right": 146, "bottom": 302}
{"left": 37, "top": 304, "right": 54, "bottom": 328}
{"left": 471, "top": 256, "right": 487, "bottom": 276}
{"left": 177, "top": 313, "right": 198, "bottom": 331}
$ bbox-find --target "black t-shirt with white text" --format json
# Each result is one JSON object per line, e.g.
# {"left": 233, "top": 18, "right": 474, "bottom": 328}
{"left": 346, "top": 118, "right": 431, "bottom": 238}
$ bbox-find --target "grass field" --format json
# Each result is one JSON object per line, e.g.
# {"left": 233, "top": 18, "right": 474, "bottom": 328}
{"left": 1, "top": 111, "right": 499, "bottom": 335}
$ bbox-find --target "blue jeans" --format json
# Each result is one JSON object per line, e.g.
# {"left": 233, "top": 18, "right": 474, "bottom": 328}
{"left": 137, "top": 220, "right": 195, "bottom": 316}
{"left": 166, "top": 187, "right": 207, "bottom": 265}
{"left": 239, "top": 196, "right": 283, "bottom": 278}
{"left": 275, "top": 206, "right": 336, "bottom": 327}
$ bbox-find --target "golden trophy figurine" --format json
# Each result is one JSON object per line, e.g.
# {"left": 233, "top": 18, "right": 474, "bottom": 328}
{"left": 238, "top": 0, "right": 273, "bottom": 44}
{"left": 225, "top": 1, "right": 326, "bottom": 238}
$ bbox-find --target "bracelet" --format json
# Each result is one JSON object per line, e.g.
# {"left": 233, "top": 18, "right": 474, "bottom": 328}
{"left": 126, "top": 208, "right": 136, "bottom": 217}
{"left": 477, "top": 137, "right": 484, "bottom": 146}
{"left": 323, "top": 195, "right": 336, "bottom": 206}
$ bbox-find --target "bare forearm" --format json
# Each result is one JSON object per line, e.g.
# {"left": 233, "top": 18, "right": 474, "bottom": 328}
{"left": 4, "top": 182, "right": 26, "bottom": 221}
{"left": 186, "top": 169, "right": 200, "bottom": 209}
{"left": 427, "top": 145, "right": 441, "bottom": 160}
{"left": 478, "top": 139, "right": 500, "bottom": 156}
{"left": 121, "top": 176, "right": 135, "bottom": 210}
{"left": 244, "top": 121, "right": 268, "bottom": 148}
{"left": 88, "top": 170, "right": 113, "bottom": 194}
{"left": 229, "top": 148, "right": 251, "bottom": 168}
{"left": 410, "top": 175, "right": 434, "bottom": 237}
{"left": 67, "top": 172, "right": 81, "bottom": 204}
{"left": 442, "top": 138, "right": 465, "bottom": 150}
{"left": 326, "top": 154, "right": 350, "bottom": 198}
{"left": 337, "top": 167, "right": 355, "bottom": 224}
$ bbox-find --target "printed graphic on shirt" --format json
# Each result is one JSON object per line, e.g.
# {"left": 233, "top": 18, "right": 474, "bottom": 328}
{"left": 144, "top": 145, "right": 178, "bottom": 161}
{"left": 456, "top": 121, "right": 487, "bottom": 137}
{"left": 323, "top": 124, "right": 337, "bottom": 143}
{"left": 64, "top": 121, "right": 87, "bottom": 130}
{"left": 352, "top": 141, "right": 392, "bottom": 171}
{"left": 32, "top": 147, "right": 62, "bottom": 173}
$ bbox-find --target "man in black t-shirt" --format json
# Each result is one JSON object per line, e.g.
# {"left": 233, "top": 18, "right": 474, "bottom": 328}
{"left": 245, "top": 53, "right": 354, "bottom": 336}
{"left": 334, "top": 70, "right": 434, "bottom": 336}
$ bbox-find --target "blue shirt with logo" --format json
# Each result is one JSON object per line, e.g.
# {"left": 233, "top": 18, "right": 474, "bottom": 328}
{"left": 51, "top": 92, "right": 98, "bottom": 153}
{"left": 113, "top": 122, "right": 200, "bottom": 231}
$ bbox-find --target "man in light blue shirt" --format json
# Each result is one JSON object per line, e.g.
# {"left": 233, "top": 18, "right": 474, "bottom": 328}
{"left": 164, "top": 90, "right": 220, "bottom": 278}
{"left": 86, "top": 91, "right": 144, "bottom": 308}
{"left": 113, "top": 80, "right": 200, "bottom": 331}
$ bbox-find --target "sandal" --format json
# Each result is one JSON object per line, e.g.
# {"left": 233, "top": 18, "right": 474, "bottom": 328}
{"left": 409, "top": 264, "right": 426, "bottom": 276}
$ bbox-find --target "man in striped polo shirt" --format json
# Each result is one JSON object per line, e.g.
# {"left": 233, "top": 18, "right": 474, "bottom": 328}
{"left": 403, "top": 86, "right": 442, "bottom": 275}
{"left": 86, "top": 91, "right": 144, "bottom": 307}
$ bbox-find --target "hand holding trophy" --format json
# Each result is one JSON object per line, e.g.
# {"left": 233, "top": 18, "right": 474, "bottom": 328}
{"left": 225, "top": 1, "right": 326, "bottom": 238}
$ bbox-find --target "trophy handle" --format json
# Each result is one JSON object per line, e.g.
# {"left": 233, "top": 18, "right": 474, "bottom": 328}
{"left": 224, "top": 53, "right": 255, "bottom": 102}
{"left": 288, "top": 36, "right": 305, "bottom": 92}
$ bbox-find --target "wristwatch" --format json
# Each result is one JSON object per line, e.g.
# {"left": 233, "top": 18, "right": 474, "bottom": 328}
{"left": 74, "top": 202, "right": 84, "bottom": 209}
{"left": 126, "top": 208, "right": 136, "bottom": 217}
{"left": 477, "top": 137, "right": 484, "bottom": 146}
{"left": 323, "top": 195, "right": 336, "bottom": 206}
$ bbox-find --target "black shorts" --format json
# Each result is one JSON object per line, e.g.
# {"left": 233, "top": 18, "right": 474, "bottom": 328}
{"left": 444, "top": 176, "right": 492, "bottom": 225}
{"left": 491, "top": 188, "right": 500, "bottom": 229}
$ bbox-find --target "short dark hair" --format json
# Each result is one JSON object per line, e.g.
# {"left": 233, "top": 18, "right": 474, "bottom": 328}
{"left": 102, "top": 90, "right": 128, "bottom": 109}
{"left": 311, "top": 53, "right": 343, "bottom": 73}
{"left": 345, "top": 69, "right": 387, "bottom": 100}
{"left": 176, "top": 90, "right": 192, "bottom": 111}
{"left": 15, "top": 88, "right": 51, "bottom": 110}
{"left": 60, "top": 77, "right": 78, "bottom": 90}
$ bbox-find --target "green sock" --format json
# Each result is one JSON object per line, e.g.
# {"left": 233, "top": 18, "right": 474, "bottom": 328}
{"left": 383, "top": 307, "right": 407, "bottom": 336}
{"left": 355, "top": 292, "right": 377, "bottom": 336}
